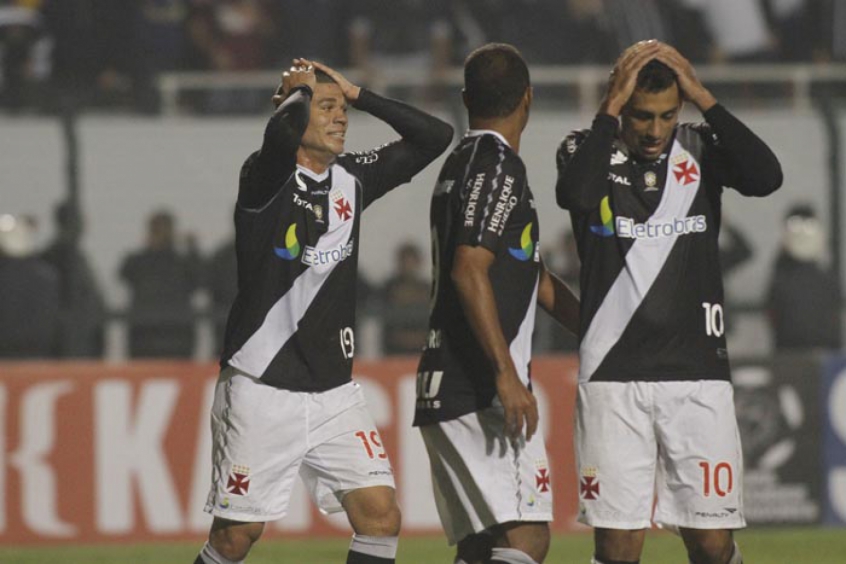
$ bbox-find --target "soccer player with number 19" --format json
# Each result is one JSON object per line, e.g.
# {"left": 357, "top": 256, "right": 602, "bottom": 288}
{"left": 192, "top": 59, "right": 452, "bottom": 564}
{"left": 556, "top": 41, "right": 782, "bottom": 564}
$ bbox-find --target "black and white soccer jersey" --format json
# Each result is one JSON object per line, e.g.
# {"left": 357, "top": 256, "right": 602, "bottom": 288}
{"left": 556, "top": 105, "right": 782, "bottom": 384}
{"left": 414, "top": 131, "right": 540, "bottom": 426}
{"left": 220, "top": 86, "right": 452, "bottom": 392}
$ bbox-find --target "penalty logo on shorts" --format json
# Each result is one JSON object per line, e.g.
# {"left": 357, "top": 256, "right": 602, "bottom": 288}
{"left": 580, "top": 467, "right": 600, "bottom": 500}
{"left": 227, "top": 465, "right": 251, "bottom": 496}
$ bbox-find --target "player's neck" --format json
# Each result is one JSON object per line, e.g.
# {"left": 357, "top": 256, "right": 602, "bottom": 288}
{"left": 297, "top": 147, "right": 336, "bottom": 175}
{"left": 468, "top": 117, "right": 522, "bottom": 154}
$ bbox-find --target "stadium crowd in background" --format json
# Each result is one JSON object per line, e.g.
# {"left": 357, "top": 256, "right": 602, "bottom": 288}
{"left": 0, "top": 0, "right": 845, "bottom": 114}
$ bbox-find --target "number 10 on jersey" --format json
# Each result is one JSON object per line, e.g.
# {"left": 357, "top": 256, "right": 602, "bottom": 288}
{"left": 701, "top": 302, "right": 724, "bottom": 338}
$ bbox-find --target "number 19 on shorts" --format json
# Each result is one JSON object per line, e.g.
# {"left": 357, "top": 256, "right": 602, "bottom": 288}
{"left": 701, "top": 302, "right": 724, "bottom": 337}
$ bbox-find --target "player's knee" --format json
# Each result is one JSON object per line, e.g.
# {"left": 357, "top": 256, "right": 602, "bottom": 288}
{"left": 208, "top": 520, "right": 263, "bottom": 561}
{"left": 346, "top": 488, "right": 402, "bottom": 536}
{"left": 498, "top": 522, "right": 550, "bottom": 563}
{"left": 682, "top": 529, "right": 735, "bottom": 564}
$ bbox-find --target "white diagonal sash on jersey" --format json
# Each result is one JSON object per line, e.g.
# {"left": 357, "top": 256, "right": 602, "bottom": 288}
{"left": 510, "top": 275, "right": 539, "bottom": 386}
{"left": 578, "top": 140, "right": 701, "bottom": 382}
{"left": 229, "top": 165, "right": 357, "bottom": 377}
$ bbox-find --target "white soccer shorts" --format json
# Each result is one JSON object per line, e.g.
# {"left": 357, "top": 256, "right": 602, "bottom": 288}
{"left": 575, "top": 380, "right": 746, "bottom": 530}
{"left": 419, "top": 406, "right": 554, "bottom": 545}
{"left": 204, "top": 367, "right": 395, "bottom": 522}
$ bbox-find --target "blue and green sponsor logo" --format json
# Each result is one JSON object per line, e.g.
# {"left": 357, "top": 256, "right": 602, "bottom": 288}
{"left": 590, "top": 196, "right": 614, "bottom": 237}
{"left": 508, "top": 222, "right": 535, "bottom": 261}
{"left": 273, "top": 224, "right": 301, "bottom": 260}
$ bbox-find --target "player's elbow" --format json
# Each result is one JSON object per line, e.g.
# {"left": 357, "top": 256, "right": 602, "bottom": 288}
{"left": 432, "top": 120, "right": 455, "bottom": 154}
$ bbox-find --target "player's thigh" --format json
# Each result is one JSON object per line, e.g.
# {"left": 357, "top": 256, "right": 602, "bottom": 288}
{"left": 208, "top": 517, "right": 265, "bottom": 558}
{"left": 576, "top": 382, "right": 657, "bottom": 529}
{"left": 419, "top": 407, "right": 553, "bottom": 546}
{"left": 300, "top": 382, "right": 396, "bottom": 516}
{"left": 205, "top": 368, "right": 307, "bottom": 522}
{"left": 653, "top": 381, "right": 745, "bottom": 530}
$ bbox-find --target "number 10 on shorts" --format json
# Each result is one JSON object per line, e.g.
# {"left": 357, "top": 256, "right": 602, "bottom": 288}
{"left": 699, "top": 460, "right": 733, "bottom": 497}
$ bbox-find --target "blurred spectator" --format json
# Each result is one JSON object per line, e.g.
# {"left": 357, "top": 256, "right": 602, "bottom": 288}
{"left": 206, "top": 235, "right": 236, "bottom": 356}
{"left": 678, "top": 0, "right": 777, "bottom": 63}
{"left": 140, "top": 0, "right": 190, "bottom": 73}
{"left": 41, "top": 0, "right": 156, "bottom": 112}
{"left": 262, "top": 0, "right": 351, "bottom": 67}
{"left": 120, "top": 210, "right": 203, "bottom": 358}
{"left": 767, "top": 204, "right": 841, "bottom": 351}
{"left": 599, "top": 0, "right": 672, "bottom": 58}
{"left": 764, "top": 0, "right": 818, "bottom": 62}
{"left": 349, "top": 0, "right": 454, "bottom": 98}
{"left": 40, "top": 201, "right": 106, "bottom": 358}
{"left": 380, "top": 242, "right": 431, "bottom": 355}
{"left": 0, "top": 2, "right": 41, "bottom": 112}
{"left": 539, "top": 229, "right": 580, "bottom": 352}
{"left": 0, "top": 213, "right": 60, "bottom": 358}
{"left": 185, "top": 0, "right": 273, "bottom": 113}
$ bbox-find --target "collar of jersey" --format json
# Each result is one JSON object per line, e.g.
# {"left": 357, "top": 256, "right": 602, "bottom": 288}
{"left": 296, "top": 164, "right": 330, "bottom": 182}
{"left": 466, "top": 129, "right": 510, "bottom": 148}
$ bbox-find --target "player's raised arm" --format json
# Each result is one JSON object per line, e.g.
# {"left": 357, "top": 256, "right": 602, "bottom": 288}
{"left": 656, "top": 44, "right": 783, "bottom": 197}
{"left": 240, "top": 63, "right": 315, "bottom": 210}
{"left": 312, "top": 60, "right": 454, "bottom": 207}
{"left": 556, "top": 41, "right": 661, "bottom": 212}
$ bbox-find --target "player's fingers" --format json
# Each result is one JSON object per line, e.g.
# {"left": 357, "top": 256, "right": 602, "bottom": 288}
{"left": 525, "top": 399, "right": 539, "bottom": 442}
{"left": 505, "top": 406, "right": 521, "bottom": 439}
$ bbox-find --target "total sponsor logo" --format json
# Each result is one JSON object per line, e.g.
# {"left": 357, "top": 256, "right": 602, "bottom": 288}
{"left": 608, "top": 172, "right": 631, "bottom": 186}
{"left": 616, "top": 215, "right": 707, "bottom": 240}
{"left": 508, "top": 222, "right": 536, "bottom": 262}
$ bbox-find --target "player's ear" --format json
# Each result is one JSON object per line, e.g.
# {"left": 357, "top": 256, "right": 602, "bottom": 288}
{"left": 524, "top": 86, "right": 533, "bottom": 109}
{"left": 461, "top": 88, "right": 469, "bottom": 111}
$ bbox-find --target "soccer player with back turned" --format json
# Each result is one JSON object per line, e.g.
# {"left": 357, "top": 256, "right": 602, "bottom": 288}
{"left": 556, "top": 41, "right": 782, "bottom": 564}
{"left": 193, "top": 59, "right": 452, "bottom": 564}
{"left": 415, "top": 43, "right": 580, "bottom": 564}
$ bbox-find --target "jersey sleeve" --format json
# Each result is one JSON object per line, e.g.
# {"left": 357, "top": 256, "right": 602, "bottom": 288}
{"left": 238, "top": 85, "right": 311, "bottom": 210}
{"left": 340, "top": 89, "right": 453, "bottom": 210}
{"left": 456, "top": 149, "right": 526, "bottom": 253}
{"left": 555, "top": 114, "right": 618, "bottom": 213}
{"left": 698, "top": 104, "right": 783, "bottom": 197}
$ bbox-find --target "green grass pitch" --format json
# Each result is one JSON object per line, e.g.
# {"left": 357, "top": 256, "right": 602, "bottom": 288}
{"left": 2, "top": 528, "right": 844, "bottom": 563}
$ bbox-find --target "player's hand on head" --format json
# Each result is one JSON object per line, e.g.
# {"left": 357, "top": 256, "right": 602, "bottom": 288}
{"left": 654, "top": 44, "right": 717, "bottom": 112}
{"left": 272, "top": 59, "right": 316, "bottom": 108}
{"left": 311, "top": 60, "right": 361, "bottom": 103}
{"left": 496, "top": 367, "right": 539, "bottom": 442}
{"left": 601, "top": 39, "right": 661, "bottom": 117}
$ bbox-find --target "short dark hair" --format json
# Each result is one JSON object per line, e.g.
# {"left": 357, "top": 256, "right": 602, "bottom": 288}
{"left": 636, "top": 59, "right": 678, "bottom": 93}
{"left": 315, "top": 69, "right": 335, "bottom": 84}
{"left": 464, "top": 43, "right": 530, "bottom": 119}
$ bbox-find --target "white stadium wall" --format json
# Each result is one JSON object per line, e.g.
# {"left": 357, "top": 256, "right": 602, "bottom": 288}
{"left": 0, "top": 108, "right": 839, "bottom": 309}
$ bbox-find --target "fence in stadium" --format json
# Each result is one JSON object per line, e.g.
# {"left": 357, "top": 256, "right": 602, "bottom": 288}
{"left": 1, "top": 354, "right": 845, "bottom": 546}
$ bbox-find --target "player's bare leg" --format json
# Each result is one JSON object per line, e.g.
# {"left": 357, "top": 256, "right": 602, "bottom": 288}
{"left": 195, "top": 517, "right": 264, "bottom": 563}
{"left": 343, "top": 485, "right": 402, "bottom": 563}
{"left": 489, "top": 521, "right": 550, "bottom": 563}
{"left": 680, "top": 528, "right": 741, "bottom": 564}
{"left": 593, "top": 528, "right": 647, "bottom": 564}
